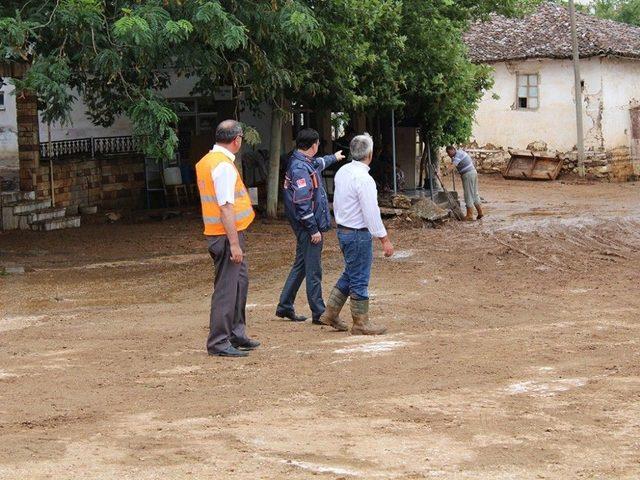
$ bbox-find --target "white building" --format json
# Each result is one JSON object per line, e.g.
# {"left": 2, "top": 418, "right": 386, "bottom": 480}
{"left": 0, "top": 74, "right": 274, "bottom": 174}
{"left": 464, "top": 2, "right": 640, "bottom": 177}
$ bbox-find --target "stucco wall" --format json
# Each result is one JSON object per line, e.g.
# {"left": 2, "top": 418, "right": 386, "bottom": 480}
{"left": 471, "top": 57, "right": 612, "bottom": 152}
{"left": 600, "top": 57, "right": 640, "bottom": 149}
{"left": 0, "top": 79, "right": 18, "bottom": 169}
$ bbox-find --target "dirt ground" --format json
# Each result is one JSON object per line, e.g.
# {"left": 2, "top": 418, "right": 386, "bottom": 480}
{"left": 1, "top": 175, "right": 639, "bottom": 479}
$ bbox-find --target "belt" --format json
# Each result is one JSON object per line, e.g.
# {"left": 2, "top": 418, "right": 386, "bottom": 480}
{"left": 337, "top": 224, "right": 369, "bottom": 232}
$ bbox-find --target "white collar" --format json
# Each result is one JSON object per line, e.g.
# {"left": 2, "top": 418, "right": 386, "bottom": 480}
{"left": 352, "top": 160, "right": 370, "bottom": 172}
{"left": 212, "top": 144, "right": 236, "bottom": 162}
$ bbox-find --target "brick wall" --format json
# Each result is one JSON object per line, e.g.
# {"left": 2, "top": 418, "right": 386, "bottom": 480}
{"left": 100, "top": 155, "right": 145, "bottom": 209}
{"left": 17, "top": 92, "right": 40, "bottom": 192}
{"left": 36, "top": 154, "right": 145, "bottom": 210}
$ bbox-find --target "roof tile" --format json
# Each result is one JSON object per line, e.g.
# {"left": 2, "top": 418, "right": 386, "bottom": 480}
{"left": 464, "top": 2, "right": 640, "bottom": 63}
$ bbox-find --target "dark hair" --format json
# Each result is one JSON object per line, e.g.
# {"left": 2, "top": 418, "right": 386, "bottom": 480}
{"left": 215, "top": 120, "right": 243, "bottom": 143}
{"left": 296, "top": 128, "right": 320, "bottom": 150}
{"left": 446, "top": 146, "right": 456, "bottom": 153}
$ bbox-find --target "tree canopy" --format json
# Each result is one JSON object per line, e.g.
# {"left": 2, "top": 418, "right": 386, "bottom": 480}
{"left": 0, "top": 0, "right": 535, "bottom": 158}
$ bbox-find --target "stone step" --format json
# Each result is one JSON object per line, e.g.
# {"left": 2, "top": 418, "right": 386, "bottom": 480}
{"left": 0, "top": 191, "right": 36, "bottom": 205}
{"left": 2, "top": 199, "right": 54, "bottom": 230}
{"left": 6, "top": 199, "right": 52, "bottom": 214}
{"left": 18, "top": 207, "right": 67, "bottom": 226}
{"left": 30, "top": 216, "right": 81, "bottom": 232}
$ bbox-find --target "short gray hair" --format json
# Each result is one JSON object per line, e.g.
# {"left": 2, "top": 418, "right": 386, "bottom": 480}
{"left": 215, "top": 119, "right": 243, "bottom": 143}
{"left": 350, "top": 133, "right": 374, "bottom": 161}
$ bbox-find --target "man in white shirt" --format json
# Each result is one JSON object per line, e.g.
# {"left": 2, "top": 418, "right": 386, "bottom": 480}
{"left": 320, "top": 133, "right": 394, "bottom": 335}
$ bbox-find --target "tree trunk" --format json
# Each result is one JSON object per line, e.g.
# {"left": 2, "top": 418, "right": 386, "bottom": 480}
{"left": 316, "top": 109, "right": 332, "bottom": 154}
{"left": 267, "top": 96, "right": 284, "bottom": 219}
{"left": 351, "top": 111, "right": 367, "bottom": 134}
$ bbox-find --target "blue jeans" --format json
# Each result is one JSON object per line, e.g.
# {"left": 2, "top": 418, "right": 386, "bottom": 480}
{"left": 335, "top": 229, "right": 373, "bottom": 300}
{"left": 277, "top": 229, "right": 325, "bottom": 320}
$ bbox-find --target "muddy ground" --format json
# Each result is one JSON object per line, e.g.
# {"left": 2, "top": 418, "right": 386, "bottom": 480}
{"left": 1, "top": 175, "right": 639, "bottom": 479}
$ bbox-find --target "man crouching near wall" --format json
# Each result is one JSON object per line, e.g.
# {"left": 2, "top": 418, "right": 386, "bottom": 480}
{"left": 320, "top": 133, "right": 395, "bottom": 335}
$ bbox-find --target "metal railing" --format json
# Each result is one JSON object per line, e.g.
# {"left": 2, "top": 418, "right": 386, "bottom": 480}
{"left": 40, "top": 137, "right": 92, "bottom": 159}
{"left": 40, "top": 135, "right": 142, "bottom": 160}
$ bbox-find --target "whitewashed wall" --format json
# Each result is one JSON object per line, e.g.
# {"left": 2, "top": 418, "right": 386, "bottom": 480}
{"left": 0, "top": 79, "right": 18, "bottom": 168}
{"left": 469, "top": 57, "right": 634, "bottom": 152}
{"left": 600, "top": 57, "right": 640, "bottom": 148}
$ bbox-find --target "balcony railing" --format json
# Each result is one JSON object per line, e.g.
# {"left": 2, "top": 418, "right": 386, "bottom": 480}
{"left": 40, "top": 135, "right": 142, "bottom": 160}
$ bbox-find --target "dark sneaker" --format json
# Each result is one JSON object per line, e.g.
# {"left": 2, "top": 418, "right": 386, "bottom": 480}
{"left": 276, "top": 309, "right": 308, "bottom": 322}
{"left": 209, "top": 346, "right": 248, "bottom": 357}
{"left": 233, "top": 339, "right": 261, "bottom": 351}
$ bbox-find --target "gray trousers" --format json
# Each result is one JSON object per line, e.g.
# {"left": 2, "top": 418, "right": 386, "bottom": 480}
{"left": 206, "top": 232, "right": 250, "bottom": 353}
{"left": 461, "top": 170, "right": 482, "bottom": 208}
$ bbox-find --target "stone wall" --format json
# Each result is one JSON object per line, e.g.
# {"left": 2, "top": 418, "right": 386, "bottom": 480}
{"left": 558, "top": 147, "right": 635, "bottom": 181}
{"left": 36, "top": 153, "right": 145, "bottom": 211}
{"left": 451, "top": 142, "right": 636, "bottom": 182}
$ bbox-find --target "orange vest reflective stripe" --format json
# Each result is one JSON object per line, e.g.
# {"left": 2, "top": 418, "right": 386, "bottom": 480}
{"left": 195, "top": 151, "right": 255, "bottom": 236}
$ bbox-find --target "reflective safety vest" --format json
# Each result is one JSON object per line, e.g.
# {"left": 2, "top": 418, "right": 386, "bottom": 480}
{"left": 195, "top": 150, "right": 255, "bottom": 236}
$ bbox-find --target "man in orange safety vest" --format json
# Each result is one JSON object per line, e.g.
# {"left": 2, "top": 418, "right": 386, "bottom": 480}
{"left": 196, "top": 120, "right": 259, "bottom": 358}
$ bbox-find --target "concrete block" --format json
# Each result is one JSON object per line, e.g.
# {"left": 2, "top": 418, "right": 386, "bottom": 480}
{"left": 2, "top": 266, "right": 25, "bottom": 275}
{"left": 22, "top": 207, "right": 66, "bottom": 224}
{"left": 31, "top": 216, "right": 81, "bottom": 231}
{"left": 10, "top": 199, "right": 52, "bottom": 214}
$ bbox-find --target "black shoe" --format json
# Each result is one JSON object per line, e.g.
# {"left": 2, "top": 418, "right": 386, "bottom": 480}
{"left": 276, "top": 309, "right": 308, "bottom": 322}
{"left": 312, "top": 318, "right": 325, "bottom": 325}
{"left": 233, "top": 339, "right": 261, "bottom": 351}
{"left": 209, "top": 346, "right": 248, "bottom": 357}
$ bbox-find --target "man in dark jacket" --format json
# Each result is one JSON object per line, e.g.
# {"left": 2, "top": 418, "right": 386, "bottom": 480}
{"left": 276, "top": 128, "right": 345, "bottom": 324}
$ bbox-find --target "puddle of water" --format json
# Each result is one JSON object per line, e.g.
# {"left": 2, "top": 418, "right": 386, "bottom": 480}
{"left": 505, "top": 378, "right": 587, "bottom": 397}
{"left": 569, "top": 288, "right": 590, "bottom": 294}
{"left": 0, "top": 315, "right": 46, "bottom": 333}
{"left": 335, "top": 340, "right": 409, "bottom": 355}
{"left": 392, "top": 250, "right": 414, "bottom": 260}
{"left": 0, "top": 369, "right": 19, "bottom": 379}
{"left": 283, "top": 459, "right": 362, "bottom": 477}
{"left": 247, "top": 303, "right": 276, "bottom": 309}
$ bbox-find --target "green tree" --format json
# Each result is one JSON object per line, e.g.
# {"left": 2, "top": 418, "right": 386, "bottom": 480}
{"left": 593, "top": 0, "right": 640, "bottom": 25}
{"left": 224, "top": 1, "right": 324, "bottom": 218}
{"left": 0, "top": 1, "right": 248, "bottom": 160}
{"left": 0, "top": 0, "right": 525, "bottom": 214}
{"left": 398, "top": 1, "right": 493, "bottom": 149}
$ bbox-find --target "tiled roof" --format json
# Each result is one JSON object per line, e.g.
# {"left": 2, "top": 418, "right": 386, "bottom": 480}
{"left": 464, "top": 2, "right": 640, "bottom": 63}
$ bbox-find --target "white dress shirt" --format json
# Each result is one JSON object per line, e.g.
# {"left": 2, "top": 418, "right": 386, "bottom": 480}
{"left": 210, "top": 145, "right": 238, "bottom": 206}
{"left": 333, "top": 160, "right": 387, "bottom": 238}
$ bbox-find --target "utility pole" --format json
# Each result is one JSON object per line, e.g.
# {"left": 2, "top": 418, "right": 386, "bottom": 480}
{"left": 569, "top": 0, "right": 586, "bottom": 177}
